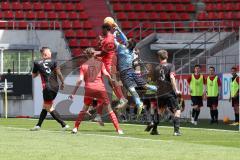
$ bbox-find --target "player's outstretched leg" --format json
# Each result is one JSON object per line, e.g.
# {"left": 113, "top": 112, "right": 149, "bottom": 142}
{"left": 72, "top": 105, "right": 88, "bottom": 134}
{"left": 30, "top": 109, "right": 47, "bottom": 131}
{"left": 173, "top": 110, "right": 181, "bottom": 136}
{"left": 128, "top": 87, "right": 144, "bottom": 117}
{"left": 106, "top": 104, "right": 123, "bottom": 135}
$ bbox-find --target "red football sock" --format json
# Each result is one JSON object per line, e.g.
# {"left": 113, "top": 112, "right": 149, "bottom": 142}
{"left": 113, "top": 84, "right": 125, "bottom": 99}
{"left": 109, "top": 111, "right": 120, "bottom": 131}
{"left": 74, "top": 111, "right": 86, "bottom": 129}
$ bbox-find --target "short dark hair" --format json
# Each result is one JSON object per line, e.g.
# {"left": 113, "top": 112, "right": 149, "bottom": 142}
{"left": 194, "top": 64, "right": 201, "bottom": 68}
{"left": 209, "top": 66, "right": 215, "bottom": 71}
{"left": 102, "top": 24, "right": 111, "bottom": 31}
{"left": 157, "top": 49, "right": 168, "bottom": 60}
{"left": 40, "top": 47, "right": 50, "bottom": 53}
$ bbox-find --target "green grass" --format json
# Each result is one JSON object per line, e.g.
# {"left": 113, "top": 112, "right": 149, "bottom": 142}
{"left": 0, "top": 118, "right": 239, "bottom": 160}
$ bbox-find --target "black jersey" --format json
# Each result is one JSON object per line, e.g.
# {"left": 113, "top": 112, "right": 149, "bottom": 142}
{"left": 154, "top": 62, "right": 175, "bottom": 96}
{"left": 32, "top": 59, "right": 59, "bottom": 91}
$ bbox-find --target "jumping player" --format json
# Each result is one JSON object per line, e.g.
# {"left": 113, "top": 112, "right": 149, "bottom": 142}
{"left": 206, "top": 66, "right": 221, "bottom": 124}
{"left": 69, "top": 48, "right": 123, "bottom": 134}
{"left": 149, "top": 49, "right": 181, "bottom": 136}
{"left": 113, "top": 26, "right": 157, "bottom": 116}
{"left": 93, "top": 24, "right": 128, "bottom": 122}
{"left": 31, "top": 47, "right": 69, "bottom": 131}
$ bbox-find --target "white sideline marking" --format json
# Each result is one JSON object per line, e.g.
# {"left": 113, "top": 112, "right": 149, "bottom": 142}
{"left": 0, "top": 126, "right": 167, "bottom": 143}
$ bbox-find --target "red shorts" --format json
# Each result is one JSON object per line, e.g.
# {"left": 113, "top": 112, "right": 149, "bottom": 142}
{"left": 84, "top": 89, "right": 110, "bottom": 106}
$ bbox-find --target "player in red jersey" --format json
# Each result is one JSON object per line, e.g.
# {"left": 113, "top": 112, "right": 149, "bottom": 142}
{"left": 31, "top": 47, "right": 69, "bottom": 131}
{"left": 69, "top": 48, "right": 123, "bottom": 134}
{"left": 93, "top": 24, "right": 128, "bottom": 124}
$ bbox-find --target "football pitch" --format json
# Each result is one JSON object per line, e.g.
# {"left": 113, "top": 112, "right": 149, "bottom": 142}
{"left": 0, "top": 118, "right": 239, "bottom": 160}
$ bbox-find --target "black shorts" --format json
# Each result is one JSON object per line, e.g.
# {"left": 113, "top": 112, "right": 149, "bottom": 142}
{"left": 191, "top": 96, "right": 203, "bottom": 107}
{"left": 157, "top": 93, "right": 179, "bottom": 111}
{"left": 232, "top": 96, "right": 239, "bottom": 107}
{"left": 120, "top": 68, "right": 146, "bottom": 89}
{"left": 207, "top": 97, "right": 218, "bottom": 107}
{"left": 43, "top": 88, "right": 58, "bottom": 102}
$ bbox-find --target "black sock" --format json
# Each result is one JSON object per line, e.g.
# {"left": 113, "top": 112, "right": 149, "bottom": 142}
{"left": 36, "top": 109, "right": 47, "bottom": 127}
{"left": 153, "top": 114, "right": 159, "bottom": 131}
{"left": 192, "top": 109, "right": 196, "bottom": 118}
{"left": 173, "top": 117, "right": 180, "bottom": 133}
{"left": 214, "top": 110, "right": 218, "bottom": 121}
{"left": 235, "top": 113, "right": 239, "bottom": 122}
{"left": 150, "top": 114, "right": 154, "bottom": 124}
{"left": 210, "top": 110, "right": 214, "bottom": 121}
{"left": 50, "top": 110, "right": 66, "bottom": 128}
{"left": 194, "top": 110, "right": 200, "bottom": 121}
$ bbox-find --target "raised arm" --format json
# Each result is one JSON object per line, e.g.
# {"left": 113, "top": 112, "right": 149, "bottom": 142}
{"left": 114, "top": 26, "right": 128, "bottom": 45}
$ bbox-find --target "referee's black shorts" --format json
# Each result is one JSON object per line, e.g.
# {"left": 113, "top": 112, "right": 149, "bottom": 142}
{"left": 191, "top": 96, "right": 203, "bottom": 107}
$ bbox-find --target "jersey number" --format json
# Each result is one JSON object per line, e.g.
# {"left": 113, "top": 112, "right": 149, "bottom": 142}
{"left": 43, "top": 62, "right": 51, "bottom": 74}
{"left": 159, "top": 68, "right": 165, "bottom": 81}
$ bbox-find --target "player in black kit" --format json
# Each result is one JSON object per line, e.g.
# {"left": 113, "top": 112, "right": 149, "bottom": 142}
{"left": 145, "top": 49, "right": 182, "bottom": 136}
{"left": 30, "top": 47, "right": 69, "bottom": 131}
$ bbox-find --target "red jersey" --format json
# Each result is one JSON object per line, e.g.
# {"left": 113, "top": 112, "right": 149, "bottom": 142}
{"left": 207, "top": 75, "right": 221, "bottom": 86}
{"left": 99, "top": 32, "right": 117, "bottom": 67}
{"left": 187, "top": 74, "right": 206, "bottom": 84}
{"left": 80, "top": 57, "right": 108, "bottom": 91}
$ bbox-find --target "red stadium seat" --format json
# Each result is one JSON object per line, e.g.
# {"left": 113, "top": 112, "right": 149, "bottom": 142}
{"left": 236, "top": 3, "right": 240, "bottom": 11}
{"left": 58, "top": 11, "right": 68, "bottom": 20}
{"left": 22, "top": 2, "right": 32, "bottom": 11}
{"left": 90, "top": 39, "right": 98, "bottom": 47}
{"left": 116, "top": 12, "right": 127, "bottom": 20}
{"left": 15, "top": 11, "right": 25, "bottom": 20}
{"left": 133, "top": 4, "right": 144, "bottom": 12}
{"left": 169, "top": 12, "right": 180, "bottom": 21}
{"left": 1, "top": 2, "right": 10, "bottom": 11}
{"left": 65, "top": 30, "right": 75, "bottom": 39}
{"left": 127, "top": 12, "right": 138, "bottom": 20}
{"left": 148, "top": 12, "right": 159, "bottom": 21}
{"left": 155, "top": 4, "right": 165, "bottom": 11}
{"left": 236, "top": 12, "right": 240, "bottom": 20}
{"left": 137, "top": 12, "right": 148, "bottom": 21}
{"left": 0, "top": 12, "right": 3, "bottom": 19}
{"left": 72, "top": 21, "right": 82, "bottom": 29}
{"left": 65, "top": 3, "right": 74, "bottom": 11}
{"left": 43, "top": 2, "right": 54, "bottom": 11}
{"left": 123, "top": 3, "right": 133, "bottom": 12}
{"left": 62, "top": 20, "right": 72, "bottom": 30}
{"left": 68, "top": 12, "right": 79, "bottom": 20}
{"left": 71, "top": 48, "right": 82, "bottom": 57}
{"left": 33, "top": 2, "right": 42, "bottom": 11}
{"left": 165, "top": 4, "right": 175, "bottom": 12}
{"left": 224, "top": 12, "right": 233, "bottom": 20}
{"left": 175, "top": 22, "right": 185, "bottom": 30}
{"left": 197, "top": 12, "right": 207, "bottom": 20}
{"left": 17, "top": 21, "right": 28, "bottom": 29}
{"left": 36, "top": 11, "right": 46, "bottom": 20}
{"left": 142, "top": 23, "right": 154, "bottom": 29}
{"left": 0, "top": 22, "right": 6, "bottom": 29}
{"left": 175, "top": 4, "right": 185, "bottom": 12}
{"left": 163, "top": 22, "right": 173, "bottom": 30}
{"left": 121, "top": 21, "right": 132, "bottom": 29}
{"left": 186, "top": 4, "right": 195, "bottom": 12}
{"left": 82, "top": 21, "right": 93, "bottom": 29}
{"left": 4, "top": 11, "right": 14, "bottom": 19}
{"left": 216, "top": 3, "right": 224, "bottom": 11}
{"left": 49, "top": 21, "right": 60, "bottom": 29}
{"left": 216, "top": 12, "right": 224, "bottom": 19}
{"left": 47, "top": 11, "right": 58, "bottom": 20}
{"left": 144, "top": 4, "right": 154, "bottom": 12}
{"left": 205, "top": 3, "right": 215, "bottom": 11}
{"left": 87, "top": 30, "right": 97, "bottom": 38}
{"left": 26, "top": 11, "right": 35, "bottom": 20}
{"left": 79, "top": 39, "right": 90, "bottom": 47}
{"left": 159, "top": 12, "right": 168, "bottom": 21}
{"left": 12, "top": 2, "right": 22, "bottom": 11}
{"left": 54, "top": 2, "right": 64, "bottom": 11}
{"left": 68, "top": 39, "right": 79, "bottom": 47}
{"left": 75, "top": 3, "right": 84, "bottom": 12}
{"left": 37, "top": 21, "right": 49, "bottom": 29}
{"left": 179, "top": 13, "right": 190, "bottom": 20}
{"left": 75, "top": 30, "right": 85, "bottom": 38}
{"left": 7, "top": 21, "right": 14, "bottom": 29}
{"left": 79, "top": 12, "right": 89, "bottom": 20}
{"left": 113, "top": 3, "right": 123, "bottom": 12}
